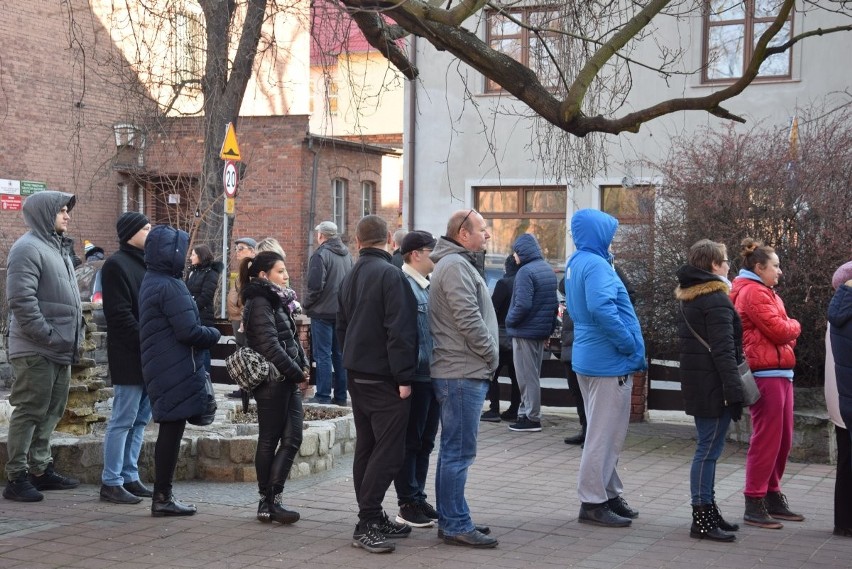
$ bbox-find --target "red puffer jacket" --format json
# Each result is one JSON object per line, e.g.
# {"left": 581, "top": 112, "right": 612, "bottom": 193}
{"left": 730, "top": 276, "right": 801, "bottom": 372}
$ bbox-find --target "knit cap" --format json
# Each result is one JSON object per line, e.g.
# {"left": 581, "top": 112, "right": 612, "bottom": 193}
{"left": 116, "top": 212, "right": 150, "bottom": 243}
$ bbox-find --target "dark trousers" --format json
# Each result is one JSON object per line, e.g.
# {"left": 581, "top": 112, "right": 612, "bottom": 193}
{"left": 349, "top": 378, "right": 411, "bottom": 522}
{"left": 566, "top": 365, "right": 587, "bottom": 430}
{"left": 154, "top": 419, "right": 186, "bottom": 496}
{"left": 835, "top": 426, "right": 852, "bottom": 530}
{"left": 255, "top": 380, "right": 304, "bottom": 494}
{"left": 394, "top": 381, "right": 440, "bottom": 504}
{"left": 487, "top": 347, "right": 520, "bottom": 413}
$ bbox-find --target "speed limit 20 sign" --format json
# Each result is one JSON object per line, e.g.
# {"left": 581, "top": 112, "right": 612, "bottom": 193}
{"left": 223, "top": 160, "right": 239, "bottom": 197}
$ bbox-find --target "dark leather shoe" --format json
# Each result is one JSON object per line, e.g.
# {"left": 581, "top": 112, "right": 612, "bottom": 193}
{"left": 607, "top": 496, "right": 638, "bottom": 519}
{"left": 443, "top": 529, "right": 498, "bottom": 548}
{"left": 100, "top": 484, "right": 142, "bottom": 504}
{"left": 437, "top": 525, "right": 490, "bottom": 539}
{"left": 151, "top": 492, "right": 197, "bottom": 517}
{"left": 578, "top": 503, "right": 632, "bottom": 527}
{"left": 564, "top": 432, "right": 586, "bottom": 445}
{"left": 834, "top": 527, "right": 852, "bottom": 537}
{"left": 123, "top": 480, "right": 153, "bottom": 498}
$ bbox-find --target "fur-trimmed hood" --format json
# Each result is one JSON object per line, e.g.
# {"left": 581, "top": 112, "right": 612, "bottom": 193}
{"left": 675, "top": 264, "right": 730, "bottom": 301}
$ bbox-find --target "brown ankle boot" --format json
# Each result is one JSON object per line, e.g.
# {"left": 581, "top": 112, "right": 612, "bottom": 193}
{"left": 743, "top": 496, "right": 783, "bottom": 529}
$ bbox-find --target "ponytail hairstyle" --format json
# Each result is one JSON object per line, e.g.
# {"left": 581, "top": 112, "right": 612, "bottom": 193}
{"left": 238, "top": 251, "right": 285, "bottom": 293}
{"left": 739, "top": 237, "right": 775, "bottom": 272}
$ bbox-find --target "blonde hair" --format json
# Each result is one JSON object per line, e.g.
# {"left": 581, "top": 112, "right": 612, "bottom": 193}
{"left": 257, "top": 237, "right": 286, "bottom": 260}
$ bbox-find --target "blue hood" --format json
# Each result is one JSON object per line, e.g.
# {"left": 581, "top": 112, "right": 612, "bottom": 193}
{"left": 570, "top": 209, "right": 617, "bottom": 262}
{"left": 513, "top": 233, "right": 543, "bottom": 265}
{"left": 145, "top": 225, "right": 189, "bottom": 278}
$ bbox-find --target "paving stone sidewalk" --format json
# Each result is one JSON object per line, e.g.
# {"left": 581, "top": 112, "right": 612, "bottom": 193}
{"left": 0, "top": 414, "right": 847, "bottom": 569}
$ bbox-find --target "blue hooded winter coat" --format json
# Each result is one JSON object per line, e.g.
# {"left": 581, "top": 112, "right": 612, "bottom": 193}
{"left": 506, "top": 233, "right": 558, "bottom": 339}
{"left": 139, "top": 225, "right": 221, "bottom": 422}
{"left": 564, "top": 209, "right": 646, "bottom": 377}
{"left": 829, "top": 284, "right": 852, "bottom": 429}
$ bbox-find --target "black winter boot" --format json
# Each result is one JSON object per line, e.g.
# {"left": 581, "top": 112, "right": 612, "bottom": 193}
{"left": 743, "top": 496, "right": 783, "bottom": 529}
{"left": 265, "top": 490, "right": 299, "bottom": 524}
{"left": 690, "top": 504, "right": 736, "bottom": 542}
{"left": 712, "top": 502, "right": 739, "bottom": 532}
{"left": 257, "top": 491, "right": 272, "bottom": 522}
{"left": 765, "top": 491, "right": 805, "bottom": 521}
{"left": 151, "top": 492, "right": 196, "bottom": 517}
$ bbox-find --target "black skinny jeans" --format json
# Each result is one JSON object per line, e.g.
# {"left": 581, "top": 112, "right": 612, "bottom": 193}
{"left": 254, "top": 379, "right": 303, "bottom": 494}
{"left": 154, "top": 419, "right": 186, "bottom": 497}
{"left": 488, "top": 347, "right": 520, "bottom": 413}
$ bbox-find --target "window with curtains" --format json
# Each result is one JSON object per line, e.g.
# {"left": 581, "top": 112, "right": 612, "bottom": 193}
{"left": 332, "top": 178, "right": 347, "bottom": 232}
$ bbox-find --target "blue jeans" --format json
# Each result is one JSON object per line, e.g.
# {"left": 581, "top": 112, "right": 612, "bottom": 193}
{"left": 691, "top": 409, "right": 731, "bottom": 505}
{"left": 394, "top": 381, "right": 440, "bottom": 504}
{"left": 311, "top": 318, "right": 347, "bottom": 404}
{"left": 102, "top": 385, "right": 152, "bottom": 486}
{"left": 432, "top": 378, "right": 488, "bottom": 536}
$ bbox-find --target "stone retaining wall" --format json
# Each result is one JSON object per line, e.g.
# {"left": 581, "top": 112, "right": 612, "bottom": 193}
{"left": 0, "top": 406, "right": 356, "bottom": 484}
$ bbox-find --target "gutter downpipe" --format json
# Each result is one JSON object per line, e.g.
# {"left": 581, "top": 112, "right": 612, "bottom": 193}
{"left": 405, "top": 36, "right": 417, "bottom": 230}
{"left": 307, "top": 134, "right": 320, "bottom": 259}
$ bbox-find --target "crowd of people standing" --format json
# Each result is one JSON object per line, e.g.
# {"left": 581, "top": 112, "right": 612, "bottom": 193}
{"left": 3, "top": 191, "right": 850, "bottom": 552}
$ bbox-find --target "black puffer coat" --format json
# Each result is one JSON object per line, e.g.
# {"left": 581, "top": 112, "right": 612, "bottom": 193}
{"left": 102, "top": 244, "right": 146, "bottom": 385}
{"left": 675, "top": 264, "right": 744, "bottom": 417}
{"left": 139, "top": 226, "right": 221, "bottom": 422}
{"left": 186, "top": 260, "right": 224, "bottom": 325}
{"left": 242, "top": 279, "right": 308, "bottom": 383}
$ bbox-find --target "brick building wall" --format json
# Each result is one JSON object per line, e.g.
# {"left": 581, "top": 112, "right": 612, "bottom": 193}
{"left": 143, "top": 118, "right": 401, "bottom": 300}
{"left": 0, "top": 4, "right": 400, "bottom": 311}
{"left": 0, "top": 2, "right": 155, "bottom": 262}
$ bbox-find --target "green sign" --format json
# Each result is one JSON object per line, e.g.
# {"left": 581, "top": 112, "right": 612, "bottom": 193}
{"left": 20, "top": 181, "right": 46, "bottom": 196}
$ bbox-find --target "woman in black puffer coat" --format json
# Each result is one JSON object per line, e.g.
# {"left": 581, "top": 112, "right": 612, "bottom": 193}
{"left": 240, "top": 251, "right": 310, "bottom": 524}
{"left": 675, "top": 239, "right": 743, "bottom": 542}
{"left": 186, "top": 244, "right": 223, "bottom": 372}
{"left": 139, "top": 225, "right": 221, "bottom": 517}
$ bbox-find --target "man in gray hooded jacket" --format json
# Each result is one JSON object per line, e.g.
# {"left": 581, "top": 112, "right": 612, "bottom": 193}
{"left": 428, "top": 209, "right": 499, "bottom": 548}
{"left": 4, "top": 191, "right": 83, "bottom": 502}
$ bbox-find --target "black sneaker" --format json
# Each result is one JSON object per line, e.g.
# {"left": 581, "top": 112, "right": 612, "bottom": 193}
{"left": 3, "top": 476, "right": 44, "bottom": 502}
{"left": 607, "top": 496, "right": 638, "bottom": 519}
{"left": 578, "top": 502, "right": 632, "bottom": 527}
{"left": 419, "top": 501, "right": 439, "bottom": 521}
{"left": 480, "top": 410, "right": 501, "bottom": 422}
{"left": 499, "top": 408, "right": 519, "bottom": 421}
{"left": 508, "top": 417, "right": 542, "bottom": 432}
{"left": 29, "top": 465, "right": 79, "bottom": 491}
{"left": 396, "top": 502, "right": 435, "bottom": 527}
{"left": 352, "top": 521, "right": 395, "bottom": 553}
{"left": 377, "top": 511, "right": 412, "bottom": 537}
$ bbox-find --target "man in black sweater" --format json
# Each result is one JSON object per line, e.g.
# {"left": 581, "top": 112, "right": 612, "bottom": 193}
{"left": 337, "top": 215, "right": 418, "bottom": 554}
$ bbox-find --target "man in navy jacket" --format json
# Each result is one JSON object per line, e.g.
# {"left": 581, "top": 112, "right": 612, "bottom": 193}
{"left": 505, "top": 233, "right": 557, "bottom": 432}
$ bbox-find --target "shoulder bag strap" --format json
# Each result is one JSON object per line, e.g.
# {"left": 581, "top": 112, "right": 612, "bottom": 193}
{"left": 680, "top": 301, "right": 711, "bottom": 352}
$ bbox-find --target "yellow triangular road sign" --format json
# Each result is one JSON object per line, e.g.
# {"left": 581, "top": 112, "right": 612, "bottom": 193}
{"left": 219, "top": 122, "right": 242, "bottom": 161}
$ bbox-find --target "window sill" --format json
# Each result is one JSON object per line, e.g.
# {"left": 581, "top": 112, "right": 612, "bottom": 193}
{"left": 693, "top": 77, "right": 800, "bottom": 89}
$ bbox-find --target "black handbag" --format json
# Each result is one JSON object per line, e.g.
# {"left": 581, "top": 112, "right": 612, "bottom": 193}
{"left": 188, "top": 372, "right": 217, "bottom": 426}
{"left": 680, "top": 302, "right": 761, "bottom": 407}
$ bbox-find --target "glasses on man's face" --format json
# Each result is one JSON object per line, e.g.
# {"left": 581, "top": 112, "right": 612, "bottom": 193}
{"left": 456, "top": 209, "right": 477, "bottom": 235}
{"left": 235, "top": 245, "right": 252, "bottom": 253}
